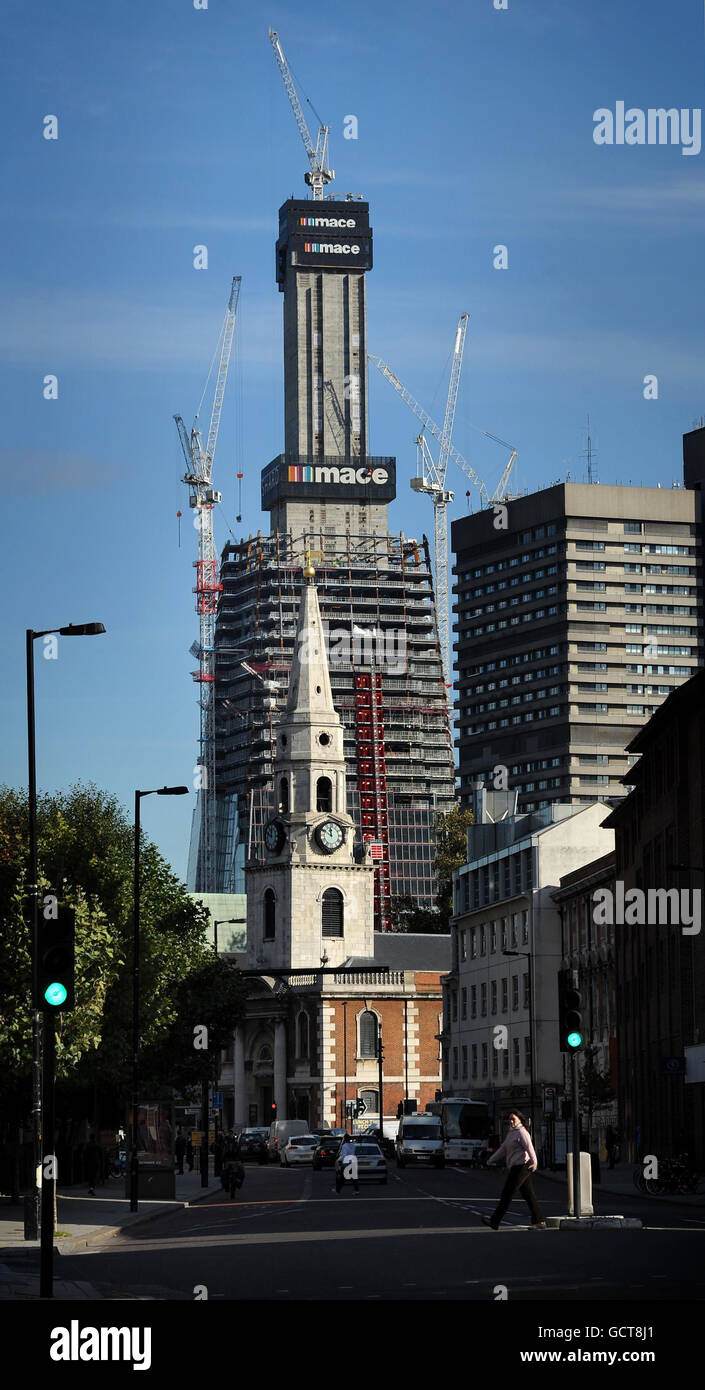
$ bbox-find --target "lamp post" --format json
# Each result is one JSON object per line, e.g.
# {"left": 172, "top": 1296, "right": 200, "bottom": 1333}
{"left": 130, "top": 785, "right": 189, "bottom": 1214}
{"left": 210, "top": 918, "right": 245, "bottom": 1139}
{"left": 503, "top": 948, "right": 536, "bottom": 1145}
{"left": 25, "top": 622, "right": 105, "bottom": 1288}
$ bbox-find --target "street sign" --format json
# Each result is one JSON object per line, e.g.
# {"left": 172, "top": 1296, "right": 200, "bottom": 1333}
{"left": 661, "top": 1057, "right": 686, "bottom": 1075}
{"left": 212, "top": 1091, "right": 223, "bottom": 1109}
{"left": 356, "top": 1098, "right": 367, "bottom": 1116}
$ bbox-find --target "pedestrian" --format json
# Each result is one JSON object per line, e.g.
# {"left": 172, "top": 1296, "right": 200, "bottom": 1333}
{"left": 84, "top": 1133, "right": 102, "bottom": 1196}
{"left": 222, "top": 1132, "right": 244, "bottom": 1199}
{"left": 186, "top": 1136, "right": 194, "bottom": 1172}
{"left": 482, "top": 1112, "right": 546, "bottom": 1230}
{"left": 175, "top": 1128, "right": 187, "bottom": 1175}
{"left": 335, "top": 1135, "right": 359, "bottom": 1194}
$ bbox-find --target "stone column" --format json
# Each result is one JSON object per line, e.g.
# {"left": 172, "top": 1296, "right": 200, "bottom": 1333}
{"left": 233, "top": 1025, "right": 247, "bottom": 1128}
{"left": 274, "top": 1019, "right": 287, "bottom": 1116}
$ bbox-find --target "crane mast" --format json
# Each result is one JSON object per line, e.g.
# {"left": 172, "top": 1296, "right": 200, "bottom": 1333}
{"left": 176, "top": 275, "right": 241, "bottom": 892}
{"left": 269, "top": 29, "right": 334, "bottom": 198}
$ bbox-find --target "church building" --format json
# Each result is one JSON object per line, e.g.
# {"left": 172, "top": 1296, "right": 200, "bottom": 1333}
{"left": 225, "top": 562, "right": 449, "bottom": 1130}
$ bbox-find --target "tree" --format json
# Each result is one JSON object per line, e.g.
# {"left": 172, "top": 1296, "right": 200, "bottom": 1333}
{"left": 434, "top": 806, "right": 475, "bottom": 928}
{"left": 0, "top": 783, "right": 244, "bottom": 1120}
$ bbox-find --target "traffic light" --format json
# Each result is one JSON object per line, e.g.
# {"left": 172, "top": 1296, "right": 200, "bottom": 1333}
{"left": 558, "top": 968, "right": 583, "bottom": 1052}
{"left": 270, "top": 1102, "right": 277, "bottom": 1121}
{"left": 36, "top": 904, "right": 75, "bottom": 1011}
{"left": 396, "top": 1100, "right": 404, "bottom": 1119}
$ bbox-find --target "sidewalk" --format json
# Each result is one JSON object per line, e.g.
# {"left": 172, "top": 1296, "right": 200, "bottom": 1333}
{"left": 541, "top": 1162, "right": 705, "bottom": 1208}
{"left": 0, "top": 1166, "right": 222, "bottom": 1299}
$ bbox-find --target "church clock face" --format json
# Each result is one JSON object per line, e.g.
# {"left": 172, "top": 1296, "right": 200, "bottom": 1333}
{"left": 316, "top": 820, "right": 344, "bottom": 854}
{"left": 264, "top": 820, "right": 285, "bottom": 854}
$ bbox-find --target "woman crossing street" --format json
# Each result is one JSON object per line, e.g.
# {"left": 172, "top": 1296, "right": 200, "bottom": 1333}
{"left": 483, "top": 1111, "right": 547, "bottom": 1230}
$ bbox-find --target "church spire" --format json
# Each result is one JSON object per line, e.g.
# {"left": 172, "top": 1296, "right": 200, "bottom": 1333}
{"left": 285, "top": 563, "right": 335, "bottom": 722}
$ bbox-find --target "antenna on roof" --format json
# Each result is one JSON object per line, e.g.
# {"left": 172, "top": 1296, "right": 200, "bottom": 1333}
{"left": 582, "top": 415, "right": 598, "bottom": 485}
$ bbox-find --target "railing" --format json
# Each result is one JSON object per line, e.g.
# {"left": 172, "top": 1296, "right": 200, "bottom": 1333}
{"left": 333, "top": 970, "right": 405, "bottom": 986}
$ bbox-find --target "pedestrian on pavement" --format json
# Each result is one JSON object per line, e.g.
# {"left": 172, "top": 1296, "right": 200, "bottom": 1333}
{"left": 186, "top": 1136, "right": 194, "bottom": 1171}
{"left": 84, "top": 1134, "right": 102, "bottom": 1196}
{"left": 222, "top": 1132, "right": 244, "bottom": 1199}
{"left": 482, "top": 1112, "right": 546, "bottom": 1230}
{"left": 335, "top": 1136, "right": 359, "bottom": 1194}
{"left": 175, "top": 1129, "right": 187, "bottom": 1175}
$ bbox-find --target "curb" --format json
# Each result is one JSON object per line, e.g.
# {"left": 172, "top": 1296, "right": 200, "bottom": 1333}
{"left": 55, "top": 1184, "right": 223, "bottom": 1254}
{"left": 539, "top": 1169, "right": 704, "bottom": 1210}
{"left": 546, "top": 1215, "right": 643, "bottom": 1230}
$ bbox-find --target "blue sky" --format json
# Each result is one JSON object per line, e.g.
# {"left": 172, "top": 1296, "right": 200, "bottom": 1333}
{"left": 1, "top": 0, "right": 703, "bottom": 880}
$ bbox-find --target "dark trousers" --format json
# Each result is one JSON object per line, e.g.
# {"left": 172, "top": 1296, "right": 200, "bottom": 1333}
{"left": 492, "top": 1164, "right": 544, "bottom": 1225}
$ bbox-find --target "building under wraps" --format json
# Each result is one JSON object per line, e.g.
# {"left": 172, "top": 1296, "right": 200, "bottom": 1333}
{"left": 188, "top": 192, "right": 455, "bottom": 921}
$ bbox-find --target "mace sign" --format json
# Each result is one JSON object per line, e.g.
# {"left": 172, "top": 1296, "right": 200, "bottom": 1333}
{"left": 277, "top": 198, "right": 373, "bottom": 285}
{"left": 261, "top": 454, "right": 397, "bottom": 507}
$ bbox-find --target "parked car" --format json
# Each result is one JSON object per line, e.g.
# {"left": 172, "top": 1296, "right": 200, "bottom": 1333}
{"left": 396, "top": 1115, "right": 445, "bottom": 1168}
{"left": 335, "top": 1141, "right": 387, "bottom": 1185}
{"left": 312, "top": 1133, "right": 344, "bottom": 1169}
{"left": 281, "top": 1134, "right": 319, "bottom": 1167}
{"left": 238, "top": 1129, "right": 269, "bottom": 1163}
{"left": 267, "top": 1119, "right": 311, "bottom": 1162}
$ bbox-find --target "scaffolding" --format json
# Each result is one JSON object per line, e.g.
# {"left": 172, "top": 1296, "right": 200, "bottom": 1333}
{"left": 211, "top": 529, "right": 456, "bottom": 922}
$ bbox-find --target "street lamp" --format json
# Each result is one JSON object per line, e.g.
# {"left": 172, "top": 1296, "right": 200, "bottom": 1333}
{"left": 503, "top": 948, "right": 536, "bottom": 1145}
{"left": 130, "top": 785, "right": 189, "bottom": 1214}
{"left": 25, "top": 622, "right": 105, "bottom": 1292}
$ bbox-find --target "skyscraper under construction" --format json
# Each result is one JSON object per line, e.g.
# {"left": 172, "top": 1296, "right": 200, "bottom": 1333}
{"left": 188, "top": 192, "right": 456, "bottom": 925}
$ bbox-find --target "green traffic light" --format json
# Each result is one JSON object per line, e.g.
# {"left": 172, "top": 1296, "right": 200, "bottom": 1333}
{"left": 567, "top": 1031, "right": 582, "bottom": 1049}
{"left": 44, "top": 981, "right": 68, "bottom": 1007}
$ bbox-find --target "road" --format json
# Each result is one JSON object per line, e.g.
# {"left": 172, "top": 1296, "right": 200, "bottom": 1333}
{"left": 56, "top": 1161, "right": 704, "bottom": 1301}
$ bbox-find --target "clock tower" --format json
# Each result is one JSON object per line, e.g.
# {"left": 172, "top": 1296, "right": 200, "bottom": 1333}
{"left": 246, "top": 561, "right": 374, "bottom": 970}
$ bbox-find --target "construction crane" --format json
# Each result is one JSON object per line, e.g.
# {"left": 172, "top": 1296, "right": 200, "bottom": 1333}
{"left": 175, "top": 274, "right": 241, "bottom": 892}
{"left": 409, "top": 314, "right": 468, "bottom": 691}
{"left": 369, "top": 336, "right": 517, "bottom": 697}
{"left": 269, "top": 29, "right": 334, "bottom": 199}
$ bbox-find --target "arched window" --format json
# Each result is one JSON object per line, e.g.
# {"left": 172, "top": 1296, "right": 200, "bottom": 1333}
{"left": 359, "top": 1010, "right": 379, "bottom": 1058}
{"left": 316, "top": 776, "right": 332, "bottom": 812}
{"left": 263, "top": 888, "right": 275, "bottom": 939}
{"left": 297, "top": 1012, "right": 309, "bottom": 1059}
{"left": 279, "top": 777, "right": 289, "bottom": 814}
{"left": 322, "top": 887, "right": 344, "bottom": 937}
{"left": 360, "top": 1089, "right": 379, "bottom": 1116}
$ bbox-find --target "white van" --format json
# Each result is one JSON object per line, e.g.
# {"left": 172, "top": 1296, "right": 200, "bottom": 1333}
{"left": 396, "top": 1114, "right": 445, "bottom": 1168}
{"left": 268, "top": 1119, "right": 310, "bottom": 1163}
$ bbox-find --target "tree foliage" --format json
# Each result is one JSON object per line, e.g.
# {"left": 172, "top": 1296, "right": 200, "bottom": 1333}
{"left": 0, "top": 784, "right": 245, "bottom": 1115}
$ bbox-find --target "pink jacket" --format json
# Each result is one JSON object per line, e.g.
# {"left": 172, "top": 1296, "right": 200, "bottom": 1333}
{"left": 487, "top": 1124, "right": 538, "bottom": 1170}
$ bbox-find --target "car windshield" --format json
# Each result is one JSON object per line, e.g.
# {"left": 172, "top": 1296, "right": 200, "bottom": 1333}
{"left": 402, "top": 1125, "right": 439, "bottom": 1140}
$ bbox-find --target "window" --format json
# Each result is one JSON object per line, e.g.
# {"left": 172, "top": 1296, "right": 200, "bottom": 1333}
{"left": 481, "top": 982, "right": 487, "bottom": 1017}
{"left": 512, "top": 976, "right": 519, "bottom": 1011}
{"left": 359, "top": 1010, "right": 379, "bottom": 1058}
{"left": 316, "top": 776, "right": 332, "bottom": 813}
{"left": 460, "top": 929, "right": 467, "bottom": 961}
{"left": 524, "top": 1035, "right": 532, "bottom": 1073}
{"left": 501, "top": 977, "right": 508, "bottom": 1012}
{"left": 263, "top": 888, "right": 275, "bottom": 940}
{"left": 513, "top": 1038, "right": 520, "bottom": 1073}
{"left": 360, "top": 1089, "right": 378, "bottom": 1115}
{"left": 503, "top": 1048, "right": 509, "bottom": 1076}
{"left": 278, "top": 777, "right": 289, "bottom": 814}
{"left": 322, "top": 887, "right": 344, "bottom": 937}
{"left": 523, "top": 971, "right": 530, "bottom": 1008}
{"left": 452, "top": 1047, "right": 458, "bottom": 1080}
{"left": 461, "top": 987, "right": 467, "bottom": 1020}
{"left": 471, "top": 985, "right": 477, "bottom": 1018}
{"left": 296, "top": 1011, "right": 309, "bottom": 1059}
{"left": 471, "top": 1044, "right": 478, "bottom": 1078}
{"left": 491, "top": 979, "right": 497, "bottom": 1015}
{"left": 462, "top": 1045, "right": 468, "bottom": 1080}
{"left": 482, "top": 1043, "right": 488, "bottom": 1077}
